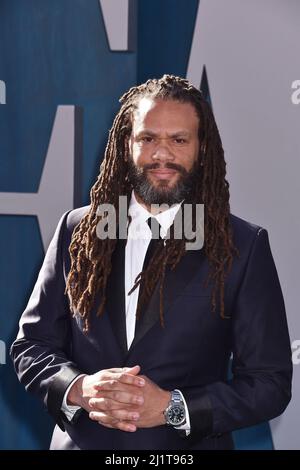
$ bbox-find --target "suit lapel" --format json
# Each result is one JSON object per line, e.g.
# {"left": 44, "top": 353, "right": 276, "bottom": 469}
{"left": 105, "top": 222, "right": 206, "bottom": 355}
{"left": 105, "top": 238, "right": 128, "bottom": 355}
{"left": 129, "top": 246, "right": 205, "bottom": 351}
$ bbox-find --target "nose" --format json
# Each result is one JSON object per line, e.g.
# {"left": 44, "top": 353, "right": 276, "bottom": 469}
{"left": 152, "top": 140, "right": 174, "bottom": 162}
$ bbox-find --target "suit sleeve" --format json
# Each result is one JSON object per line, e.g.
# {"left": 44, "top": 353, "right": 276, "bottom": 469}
{"left": 183, "top": 228, "right": 293, "bottom": 437}
{"left": 10, "top": 211, "right": 84, "bottom": 431}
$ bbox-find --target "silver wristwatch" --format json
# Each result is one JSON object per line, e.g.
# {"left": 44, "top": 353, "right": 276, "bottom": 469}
{"left": 163, "top": 389, "right": 186, "bottom": 427}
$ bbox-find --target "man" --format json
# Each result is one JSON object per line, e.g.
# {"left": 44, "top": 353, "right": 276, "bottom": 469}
{"left": 11, "top": 75, "right": 292, "bottom": 450}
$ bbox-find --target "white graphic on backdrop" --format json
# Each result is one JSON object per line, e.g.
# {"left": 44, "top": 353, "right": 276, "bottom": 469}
{"left": 292, "top": 340, "right": 300, "bottom": 365}
{"left": 291, "top": 80, "right": 300, "bottom": 105}
{"left": 187, "top": 0, "right": 300, "bottom": 450}
{"left": 0, "top": 80, "right": 6, "bottom": 104}
{"left": 0, "top": 340, "right": 5, "bottom": 365}
{"left": 100, "top": 0, "right": 130, "bottom": 50}
{"left": 0, "top": 106, "right": 75, "bottom": 250}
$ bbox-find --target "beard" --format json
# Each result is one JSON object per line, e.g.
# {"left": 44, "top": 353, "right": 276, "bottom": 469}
{"left": 127, "top": 158, "right": 200, "bottom": 206}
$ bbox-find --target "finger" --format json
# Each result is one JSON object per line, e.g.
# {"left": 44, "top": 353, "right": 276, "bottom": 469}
{"left": 89, "top": 412, "right": 137, "bottom": 432}
{"left": 95, "top": 378, "right": 145, "bottom": 393}
{"left": 100, "top": 366, "right": 142, "bottom": 383}
{"left": 89, "top": 392, "right": 144, "bottom": 409}
{"left": 108, "top": 365, "right": 140, "bottom": 375}
{"left": 89, "top": 409, "right": 139, "bottom": 421}
{"left": 95, "top": 372, "right": 146, "bottom": 390}
{"left": 100, "top": 408, "right": 140, "bottom": 421}
{"left": 118, "top": 371, "right": 145, "bottom": 387}
{"left": 96, "top": 390, "right": 144, "bottom": 406}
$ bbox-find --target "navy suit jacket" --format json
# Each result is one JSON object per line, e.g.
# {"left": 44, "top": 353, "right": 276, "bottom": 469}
{"left": 10, "top": 206, "right": 292, "bottom": 450}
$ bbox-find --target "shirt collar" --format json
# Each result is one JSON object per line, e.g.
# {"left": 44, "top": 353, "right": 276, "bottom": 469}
{"left": 128, "top": 190, "right": 182, "bottom": 238}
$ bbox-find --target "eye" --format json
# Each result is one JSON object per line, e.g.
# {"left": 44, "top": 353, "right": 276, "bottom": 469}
{"left": 140, "top": 136, "right": 154, "bottom": 143}
{"left": 174, "top": 137, "right": 187, "bottom": 144}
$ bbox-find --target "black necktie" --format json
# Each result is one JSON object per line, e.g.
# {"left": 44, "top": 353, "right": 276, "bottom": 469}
{"left": 134, "top": 218, "right": 161, "bottom": 336}
{"left": 143, "top": 217, "right": 161, "bottom": 271}
{"left": 147, "top": 217, "right": 161, "bottom": 241}
{"left": 136, "top": 218, "right": 161, "bottom": 305}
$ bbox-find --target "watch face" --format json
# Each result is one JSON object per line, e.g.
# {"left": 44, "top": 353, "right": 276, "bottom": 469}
{"left": 166, "top": 404, "right": 185, "bottom": 425}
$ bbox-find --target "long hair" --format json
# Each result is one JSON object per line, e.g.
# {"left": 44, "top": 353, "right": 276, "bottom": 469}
{"left": 65, "top": 75, "right": 239, "bottom": 332}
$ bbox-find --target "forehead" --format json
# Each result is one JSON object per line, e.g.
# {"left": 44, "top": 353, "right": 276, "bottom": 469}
{"left": 131, "top": 97, "right": 199, "bottom": 133}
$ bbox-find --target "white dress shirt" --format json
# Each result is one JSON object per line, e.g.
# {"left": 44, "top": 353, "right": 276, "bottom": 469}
{"left": 62, "top": 191, "right": 191, "bottom": 433}
{"left": 125, "top": 191, "right": 182, "bottom": 348}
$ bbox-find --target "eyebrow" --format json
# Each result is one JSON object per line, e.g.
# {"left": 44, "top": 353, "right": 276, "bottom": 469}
{"left": 135, "top": 129, "right": 191, "bottom": 138}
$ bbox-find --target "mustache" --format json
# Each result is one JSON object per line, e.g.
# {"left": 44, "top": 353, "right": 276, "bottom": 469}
{"left": 142, "top": 162, "right": 188, "bottom": 176}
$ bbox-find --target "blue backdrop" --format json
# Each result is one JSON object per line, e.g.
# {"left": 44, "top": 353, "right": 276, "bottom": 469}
{"left": 0, "top": 0, "right": 272, "bottom": 449}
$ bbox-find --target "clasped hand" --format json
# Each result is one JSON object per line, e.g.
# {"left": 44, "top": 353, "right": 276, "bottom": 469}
{"left": 67, "top": 365, "right": 170, "bottom": 432}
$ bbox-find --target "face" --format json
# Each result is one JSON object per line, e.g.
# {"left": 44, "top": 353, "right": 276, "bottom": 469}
{"left": 128, "top": 98, "right": 200, "bottom": 207}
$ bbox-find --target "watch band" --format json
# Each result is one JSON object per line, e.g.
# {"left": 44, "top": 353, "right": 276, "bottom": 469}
{"left": 164, "top": 389, "right": 186, "bottom": 427}
{"left": 171, "top": 389, "right": 183, "bottom": 403}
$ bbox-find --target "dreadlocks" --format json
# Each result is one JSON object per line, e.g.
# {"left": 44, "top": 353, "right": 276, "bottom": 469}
{"left": 65, "top": 74, "right": 239, "bottom": 332}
